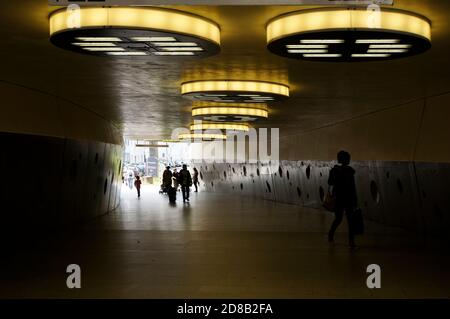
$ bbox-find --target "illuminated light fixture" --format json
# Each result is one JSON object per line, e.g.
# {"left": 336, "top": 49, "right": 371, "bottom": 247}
{"left": 301, "top": 39, "right": 344, "bottom": 44}
{"left": 181, "top": 80, "right": 289, "bottom": 102}
{"left": 153, "top": 52, "right": 194, "bottom": 56}
{"left": 190, "top": 122, "right": 250, "bottom": 132}
{"left": 152, "top": 42, "right": 198, "bottom": 46}
{"left": 286, "top": 44, "right": 328, "bottom": 49}
{"left": 191, "top": 102, "right": 268, "bottom": 122}
{"left": 352, "top": 54, "right": 391, "bottom": 58}
{"left": 288, "top": 49, "right": 327, "bottom": 54}
{"left": 49, "top": 7, "right": 221, "bottom": 57}
{"left": 368, "top": 49, "right": 408, "bottom": 53}
{"left": 107, "top": 52, "right": 148, "bottom": 56}
{"left": 369, "top": 44, "right": 412, "bottom": 49}
{"left": 132, "top": 37, "right": 176, "bottom": 42}
{"left": 161, "top": 47, "right": 203, "bottom": 51}
{"left": 76, "top": 37, "right": 122, "bottom": 42}
{"left": 303, "top": 54, "right": 342, "bottom": 58}
{"left": 72, "top": 42, "right": 116, "bottom": 47}
{"left": 356, "top": 39, "right": 400, "bottom": 44}
{"left": 267, "top": 8, "right": 431, "bottom": 62}
{"left": 83, "top": 47, "right": 124, "bottom": 51}
{"left": 144, "top": 139, "right": 180, "bottom": 143}
{"left": 178, "top": 133, "right": 227, "bottom": 141}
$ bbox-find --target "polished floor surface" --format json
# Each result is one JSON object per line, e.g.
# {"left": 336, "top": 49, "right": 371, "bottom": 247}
{"left": 1, "top": 185, "right": 449, "bottom": 298}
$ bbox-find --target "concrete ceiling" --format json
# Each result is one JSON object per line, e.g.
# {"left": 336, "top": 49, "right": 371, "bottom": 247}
{"left": 1, "top": 0, "right": 450, "bottom": 139}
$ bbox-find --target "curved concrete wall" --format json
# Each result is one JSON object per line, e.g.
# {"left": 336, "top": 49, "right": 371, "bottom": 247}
{"left": 0, "top": 81, "right": 123, "bottom": 241}
{"left": 197, "top": 92, "right": 450, "bottom": 237}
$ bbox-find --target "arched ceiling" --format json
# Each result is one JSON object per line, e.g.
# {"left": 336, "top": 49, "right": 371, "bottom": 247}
{"left": 1, "top": 0, "right": 449, "bottom": 139}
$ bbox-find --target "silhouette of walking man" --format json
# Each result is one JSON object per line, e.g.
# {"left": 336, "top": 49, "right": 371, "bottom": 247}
{"left": 178, "top": 164, "right": 192, "bottom": 203}
{"left": 134, "top": 175, "right": 142, "bottom": 198}
{"left": 193, "top": 167, "right": 199, "bottom": 192}
{"left": 328, "top": 150, "right": 358, "bottom": 248}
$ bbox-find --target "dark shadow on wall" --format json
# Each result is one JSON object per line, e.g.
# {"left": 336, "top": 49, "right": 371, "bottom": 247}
{"left": 0, "top": 132, "right": 123, "bottom": 252}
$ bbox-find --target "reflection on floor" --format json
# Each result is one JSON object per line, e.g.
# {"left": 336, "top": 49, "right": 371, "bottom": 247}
{"left": 1, "top": 185, "right": 449, "bottom": 298}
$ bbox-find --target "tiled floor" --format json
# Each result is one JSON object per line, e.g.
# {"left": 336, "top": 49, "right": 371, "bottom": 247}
{"left": 1, "top": 185, "right": 449, "bottom": 298}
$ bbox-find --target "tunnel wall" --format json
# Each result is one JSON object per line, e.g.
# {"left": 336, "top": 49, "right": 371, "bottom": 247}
{"left": 0, "top": 81, "right": 123, "bottom": 239}
{"left": 196, "top": 92, "right": 450, "bottom": 237}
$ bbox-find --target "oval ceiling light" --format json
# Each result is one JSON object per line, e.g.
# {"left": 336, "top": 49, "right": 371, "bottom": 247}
{"left": 178, "top": 133, "right": 228, "bottom": 141}
{"left": 190, "top": 122, "right": 250, "bottom": 132}
{"left": 191, "top": 102, "right": 269, "bottom": 122}
{"left": 181, "top": 80, "right": 289, "bottom": 102}
{"left": 266, "top": 8, "right": 431, "bottom": 62}
{"left": 49, "top": 7, "right": 221, "bottom": 57}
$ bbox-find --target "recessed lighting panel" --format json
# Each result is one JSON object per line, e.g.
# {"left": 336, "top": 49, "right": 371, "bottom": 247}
{"left": 369, "top": 44, "right": 412, "bottom": 49}
{"left": 301, "top": 39, "right": 345, "bottom": 44}
{"left": 84, "top": 47, "right": 125, "bottom": 52}
{"left": 72, "top": 42, "right": 117, "bottom": 47}
{"left": 288, "top": 49, "right": 328, "bottom": 54}
{"left": 368, "top": 49, "right": 408, "bottom": 53}
{"left": 49, "top": 7, "right": 221, "bottom": 58}
{"left": 131, "top": 37, "right": 176, "bottom": 42}
{"left": 75, "top": 37, "right": 122, "bottom": 42}
{"left": 181, "top": 80, "right": 289, "bottom": 103}
{"left": 303, "top": 54, "right": 342, "bottom": 58}
{"left": 152, "top": 42, "right": 198, "bottom": 47}
{"left": 352, "top": 54, "right": 391, "bottom": 58}
{"left": 267, "top": 8, "right": 431, "bottom": 62}
{"left": 153, "top": 52, "right": 195, "bottom": 56}
{"left": 286, "top": 45, "right": 328, "bottom": 49}
{"left": 356, "top": 39, "right": 400, "bottom": 44}
{"left": 161, "top": 47, "right": 203, "bottom": 51}
{"left": 107, "top": 52, "right": 148, "bottom": 56}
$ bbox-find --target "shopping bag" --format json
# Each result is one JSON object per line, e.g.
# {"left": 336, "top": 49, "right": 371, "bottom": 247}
{"left": 322, "top": 191, "right": 336, "bottom": 212}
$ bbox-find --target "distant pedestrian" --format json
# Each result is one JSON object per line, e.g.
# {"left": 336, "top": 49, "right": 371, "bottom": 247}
{"left": 172, "top": 168, "right": 179, "bottom": 191}
{"left": 193, "top": 167, "right": 199, "bottom": 192}
{"left": 162, "top": 166, "right": 172, "bottom": 192}
{"left": 134, "top": 176, "right": 142, "bottom": 198}
{"left": 127, "top": 170, "right": 134, "bottom": 189}
{"left": 178, "top": 164, "right": 192, "bottom": 202}
{"left": 327, "top": 150, "right": 358, "bottom": 249}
